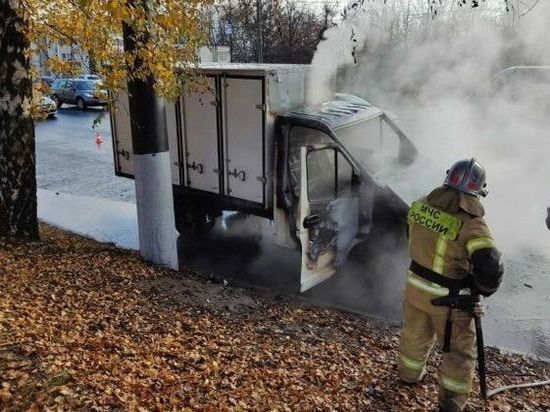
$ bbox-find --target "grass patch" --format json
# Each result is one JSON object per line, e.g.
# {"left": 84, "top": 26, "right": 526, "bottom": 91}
{"left": 48, "top": 370, "right": 72, "bottom": 387}
{"left": 19, "top": 380, "right": 40, "bottom": 406}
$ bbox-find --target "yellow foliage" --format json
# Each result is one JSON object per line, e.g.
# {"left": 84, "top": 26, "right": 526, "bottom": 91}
{"left": 19, "top": 0, "right": 212, "bottom": 101}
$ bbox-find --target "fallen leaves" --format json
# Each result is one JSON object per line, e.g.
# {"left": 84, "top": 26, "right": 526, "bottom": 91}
{"left": 0, "top": 224, "right": 548, "bottom": 411}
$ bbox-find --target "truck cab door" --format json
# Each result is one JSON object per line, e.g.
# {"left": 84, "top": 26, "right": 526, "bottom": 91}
{"left": 297, "top": 145, "right": 359, "bottom": 292}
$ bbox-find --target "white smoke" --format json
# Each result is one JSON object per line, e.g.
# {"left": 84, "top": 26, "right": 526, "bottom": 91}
{"left": 310, "top": 0, "right": 550, "bottom": 256}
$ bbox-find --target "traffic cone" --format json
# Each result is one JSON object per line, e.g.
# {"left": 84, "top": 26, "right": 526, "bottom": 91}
{"left": 95, "top": 132, "right": 104, "bottom": 146}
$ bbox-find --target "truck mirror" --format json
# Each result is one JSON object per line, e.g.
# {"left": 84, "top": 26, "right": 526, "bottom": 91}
{"left": 303, "top": 214, "right": 321, "bottom": 229}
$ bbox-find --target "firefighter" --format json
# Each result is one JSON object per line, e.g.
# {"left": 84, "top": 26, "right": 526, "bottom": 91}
{"left": 398, "top": 158, "right": 504, "bottom": 412}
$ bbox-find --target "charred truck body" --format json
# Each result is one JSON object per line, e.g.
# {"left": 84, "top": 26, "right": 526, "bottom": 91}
{"left": 110, "top": 64, "right": 417, "bottom": 291}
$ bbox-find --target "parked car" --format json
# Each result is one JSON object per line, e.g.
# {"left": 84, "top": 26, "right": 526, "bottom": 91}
{"left": 50, "top": 79, "right": 107, "bottom": 109}
{"left": 40, "top": 76, "right": 56, "bottom": 87}
{"left": 36, "top": 96, "right": 58, "bottom": 118}
{"left": 491, "top": 66, "right": 550, "bottom": 104}
{"left": 77, "top": 74, "right": 102, "bottom": 81}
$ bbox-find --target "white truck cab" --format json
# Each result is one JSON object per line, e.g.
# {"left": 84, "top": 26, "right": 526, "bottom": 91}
{"left": 110, "top": 63, "right": 417, "bottom": 291}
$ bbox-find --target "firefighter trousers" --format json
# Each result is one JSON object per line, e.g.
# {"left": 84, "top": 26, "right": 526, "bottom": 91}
{"left": 398, "top": 298, "right": 477, "bottom": 412}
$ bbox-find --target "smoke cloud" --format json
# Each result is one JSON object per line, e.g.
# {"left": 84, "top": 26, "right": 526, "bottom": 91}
{"left": 310, "top": 0, "right": 550, "bottom": 257}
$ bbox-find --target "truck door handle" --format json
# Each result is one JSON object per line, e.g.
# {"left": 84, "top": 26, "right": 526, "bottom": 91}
{"left": 117, "top": 149, "right": 131, "bottom": 160}
{"left": 187, "top": 161, "right": 204, "bottom": 174}
{"left": 228, "top": 168, "right": 246, "bottom": 181}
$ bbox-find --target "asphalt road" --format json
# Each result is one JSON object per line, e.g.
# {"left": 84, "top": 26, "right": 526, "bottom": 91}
{"left": 35, "top": 107, "right": 550, "bottom": 360}
{"left": 35, "top": 106, "right": 135, "bottom": 202}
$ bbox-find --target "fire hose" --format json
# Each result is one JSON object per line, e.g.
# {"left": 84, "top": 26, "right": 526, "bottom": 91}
{"left": 432, "top": 294, "right": 550, "bottom": 399}
{"left": 488, "top": 379, "right": 550, "bottom": 397}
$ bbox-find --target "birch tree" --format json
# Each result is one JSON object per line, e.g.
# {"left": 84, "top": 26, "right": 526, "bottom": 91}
{"left": 0, "top": 1, "right": 38, "bottom": 239}
{"left": 0, "top": 0, "right": 208, "bottom": 240}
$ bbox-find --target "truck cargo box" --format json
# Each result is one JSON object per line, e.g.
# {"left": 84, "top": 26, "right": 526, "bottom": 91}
{"left": 111, "top": 63, "right": 311, "bottom": 212}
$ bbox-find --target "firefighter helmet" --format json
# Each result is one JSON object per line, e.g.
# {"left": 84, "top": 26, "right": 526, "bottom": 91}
{"left": 444, "top": 158, "right": 488, "bottom": 197}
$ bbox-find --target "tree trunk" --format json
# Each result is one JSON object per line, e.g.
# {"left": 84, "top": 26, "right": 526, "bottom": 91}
{"left": 0, "top": 1, "right": 39, "bottom": 240}
{"left": 122, "top": 0, "right": 178, "bottom": 269}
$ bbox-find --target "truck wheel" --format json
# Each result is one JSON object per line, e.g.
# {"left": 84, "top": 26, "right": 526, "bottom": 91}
{"left": 348, "top": 240, "right": 374, "bottom": 265}
{"left": 76, "top": 97, "right": 86, "bottom": 110}
{"left": 175, "top": 208, "right": 216, "bottom": 236}
{"left": 348, "top": 229, "right": 405, "bottom": 265}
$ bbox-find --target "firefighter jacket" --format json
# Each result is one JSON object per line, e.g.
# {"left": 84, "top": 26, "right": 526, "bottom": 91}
{"left": 405, "top": 186, "right": 503, "bottom": 314}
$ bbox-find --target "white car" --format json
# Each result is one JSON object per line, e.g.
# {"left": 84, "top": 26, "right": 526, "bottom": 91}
{"left": 39, "top": 96, "right": 58, "bottom": 118}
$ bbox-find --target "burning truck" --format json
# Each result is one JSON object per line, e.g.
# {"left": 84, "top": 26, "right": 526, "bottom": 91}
{"left": 110, "top": 63, "right": 417, "bottom": 292}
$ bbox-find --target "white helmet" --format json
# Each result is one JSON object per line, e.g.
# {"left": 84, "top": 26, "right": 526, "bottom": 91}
{"left": 444, "top": 158, "right": 488, "bottom": 197}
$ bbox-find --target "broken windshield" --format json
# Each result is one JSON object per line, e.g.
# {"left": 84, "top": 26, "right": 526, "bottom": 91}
{"left": 334, "top": 115, "right": 401, "bottom": 178}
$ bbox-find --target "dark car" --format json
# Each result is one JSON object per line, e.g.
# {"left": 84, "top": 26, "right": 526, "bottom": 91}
{"left": 40, "top": 76, "right": 56, "bottom": 87}
{"left": 50, "top": 79, "right": 107, "bottom": 109}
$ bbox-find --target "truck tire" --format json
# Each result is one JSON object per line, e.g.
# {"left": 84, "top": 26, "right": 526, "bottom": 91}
{"left": 348, "top": 228, "right": 406, "bottom": 265}
{"left": 175, "top": 207, "right": 216, "bottom": 236}
{"left": 348, "top": 240, "right": 375, "bottom": 265}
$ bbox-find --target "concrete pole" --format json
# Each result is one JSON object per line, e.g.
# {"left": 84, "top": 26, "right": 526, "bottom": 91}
{"left": 122, "top": 1, "right": 178, "bottom": 270}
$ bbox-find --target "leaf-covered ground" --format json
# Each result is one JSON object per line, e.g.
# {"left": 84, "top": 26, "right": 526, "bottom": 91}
{"left": 1, "top": 225, "right": 548, "bottom": 411}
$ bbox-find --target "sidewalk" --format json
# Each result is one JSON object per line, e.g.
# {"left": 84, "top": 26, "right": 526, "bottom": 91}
{"left": 37, "top": 188, "right": 138, "bottom": 250}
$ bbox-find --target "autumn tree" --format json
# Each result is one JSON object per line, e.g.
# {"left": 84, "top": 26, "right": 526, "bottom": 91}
{"left": 0, "top": 0, "right": 208, "bottom": 242}
{"left": 205, "top": 0, "right": 337, "bottom": 64}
